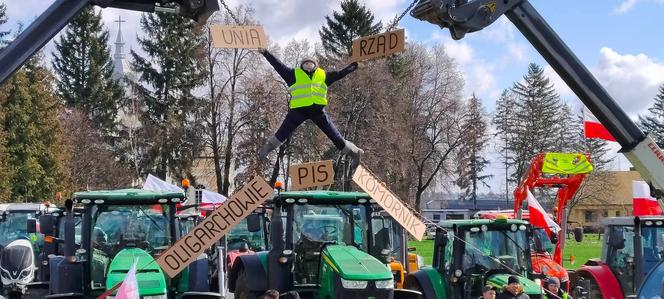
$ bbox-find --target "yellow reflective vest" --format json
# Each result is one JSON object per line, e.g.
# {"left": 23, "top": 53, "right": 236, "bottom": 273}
{"left": 289, "top": 67, "right": 328, "bottom": 109}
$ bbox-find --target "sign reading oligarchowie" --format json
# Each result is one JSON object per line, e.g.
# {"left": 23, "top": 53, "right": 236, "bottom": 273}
{"left": 156, "top": 176, "right": 272, "bottom": 278}
{"left": 352, "top": 165, "right": 426, "bottom": 241}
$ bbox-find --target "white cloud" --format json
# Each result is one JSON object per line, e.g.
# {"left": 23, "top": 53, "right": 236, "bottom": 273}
{"left": 542, "top": 48, "right": 664, "bottom": 117}
{"left": 593, "top": 47, "right": 664, "bottom": 116}
{"left": 614, "top": 0, "right": 664, "bottom": 14}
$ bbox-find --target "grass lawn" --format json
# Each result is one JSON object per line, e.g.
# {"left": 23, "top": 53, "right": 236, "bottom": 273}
{"left": 408, "top": 233, "right": 603, "bottom": 269}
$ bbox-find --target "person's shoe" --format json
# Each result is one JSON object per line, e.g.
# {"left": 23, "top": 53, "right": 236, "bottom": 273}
{"left": 258, "top": 136, "right": 282, "bottom": 162}
{"left": 342, "top": 141, "right": 364, "bottom": 174}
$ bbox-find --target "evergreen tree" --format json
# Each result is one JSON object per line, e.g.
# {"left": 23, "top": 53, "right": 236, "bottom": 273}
{"left": 0, "top": 57, "right": 71, "bottom": 202}
{"left": 456, "top": 95, "right": 492, "bottom": 203}
{"left": 0, "top": 2, "right": 9, "bottom": 47}
{"left": 639, "top": 84, "right": 664, "bottom": 147}
{"left": 319, "top": 0, "right": 382, "bottom": 59}
{"left": 131, "top": 12, "right": 207, "bottom": 179}
{"left": 0, "top": 99, "right": 10, "bottom": 202}
{"left": 52, "top": 7, "right": 123, "bottom": 138}
{"left": 494, "top": 63, "right": 564, "bottom": 182}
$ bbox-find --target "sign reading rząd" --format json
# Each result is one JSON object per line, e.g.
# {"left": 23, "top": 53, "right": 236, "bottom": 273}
{"left": 210, "top": 25, "right": 268, "bottom": 49}
{"left": 156, "top": 176, "right": 272, "bottom": 278}
{"left": 353, "top": 165, "right": 426, "bottom": 241}
{"left": 289, "top": 160, "right": 334, "bottom": 191}
{"left": 351, "top": 29, "right": 405, "bottom": 62}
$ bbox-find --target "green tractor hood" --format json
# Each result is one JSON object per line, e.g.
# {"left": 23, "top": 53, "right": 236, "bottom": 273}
{"left": 321, "top": 245, "right": 392, "bottom": 281}
{"left": 106, "top": 248, "right": 167, "bottom": 296}
{"left": 487, "top": 274, "right": 544, "bottom": 296}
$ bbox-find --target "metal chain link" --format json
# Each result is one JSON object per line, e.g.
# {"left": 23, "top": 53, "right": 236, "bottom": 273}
{"left": 387, "top": 0, "right": 420, "bottom": 31}
{"left": 219, "top": 0, "right": 241, "bottom": 24}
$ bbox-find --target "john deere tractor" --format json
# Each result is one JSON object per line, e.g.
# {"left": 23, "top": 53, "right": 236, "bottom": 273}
{"left": 404, "top": 218, "right": 546, "bottom": 299}
{"left": 228, "top": 191, "right": 417, "bottom": 299}
{"left": 44, "top": 189, "right": 221, "bottom": 298}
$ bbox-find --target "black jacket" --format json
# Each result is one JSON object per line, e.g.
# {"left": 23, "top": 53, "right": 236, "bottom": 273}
{"left": 261, "top": 50, "right": 358, "bottom": 86}
{"left": 497, "top": 290, "right": 530, "bottom": 299}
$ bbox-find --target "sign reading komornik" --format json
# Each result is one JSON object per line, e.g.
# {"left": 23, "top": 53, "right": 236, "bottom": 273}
{"left": 156, "top": 176, "right": 272, "bottom": 278}
{"left": 352, "top": 165, "right": 426, "bottom": 241}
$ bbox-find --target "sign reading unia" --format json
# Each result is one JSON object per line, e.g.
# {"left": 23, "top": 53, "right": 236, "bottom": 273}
{"left": 156, "top": 176, "right": 272, "bottom": 278}
{"left": 210, "top": 25, "right": 268, "bottom": 49}
{"left": 353, "top": 165, "right": 426, "bottom": 241}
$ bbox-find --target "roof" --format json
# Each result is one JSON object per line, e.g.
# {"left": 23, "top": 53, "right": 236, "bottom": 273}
{"left": 0, "top": 203, "right": 45, "bottom": 212}
{"left": 275, "top": 191, "right": 371, "bottom": 204}
{"left": 602, "top": 216, "right": 664, "bottom": 226}
{"left": 438, "top": 218, "right": 530, "bottom": 228}
{"left": 73, "top": 189, "right": 185, "bottom": 204}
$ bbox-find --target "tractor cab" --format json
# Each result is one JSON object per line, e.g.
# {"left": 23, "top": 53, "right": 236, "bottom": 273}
{"left": 228, "top": 191, "right": 397, "bottom": 299}
{"left": 46, "top": 189, "right": 220, "bottom": 299}
{"left": 404, "top": 218, "right": 545, "bottom": 299}
{"left": 574, "top": 216, "right": 664, "bottom": 299}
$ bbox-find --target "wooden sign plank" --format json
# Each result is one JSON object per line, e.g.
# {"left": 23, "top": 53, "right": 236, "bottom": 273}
{"left": 156, "top": 176, "right": 273, "bottom": 278}
{"left": 351, "top": 29, "right": 405, "bottom": 62}
{"left": 289, "top": 160, "right": 334, "bottom": 191}
{"left": 210, "top": 25, "right": 268, "bottom": 49}
{"left": 352, "top": 165, "right": 426, "bottom": 241}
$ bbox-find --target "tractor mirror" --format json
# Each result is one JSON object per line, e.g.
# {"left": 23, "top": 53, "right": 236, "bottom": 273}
{"left": 610, "top": 230, "right": 625, "bottom": 249}
{"left": 39, "top": 215, "right": 56, "bottom": 235}
{"left": 26, "top": 219, "right": 37, "bottom": 234}
{"left": 550, "top": 232, "right": 559, "bottom": 245}
{"left": 247, "top": 214, "right": 261, "bottom": 233}
{"left": 574, "top": 227, "right": 584, "bottom": 242}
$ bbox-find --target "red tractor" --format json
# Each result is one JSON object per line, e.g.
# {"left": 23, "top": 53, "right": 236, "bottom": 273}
{"left": 572, "top": 216, "right": 664, "bottom": 299}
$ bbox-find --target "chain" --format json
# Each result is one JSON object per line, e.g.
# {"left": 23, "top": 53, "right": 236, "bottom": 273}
{"left": 387, "top": 0, "right": 420, "bottom": 31}
{"left": 219, "top": 0, "right": 241, "bottom": 25}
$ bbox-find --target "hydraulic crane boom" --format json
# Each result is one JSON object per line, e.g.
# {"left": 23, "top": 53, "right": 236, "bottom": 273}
{"left": 411, "top": 0, "right": 664, "bottom": 195}
{"left": 0, "top": 0, "right": 219, "bottom": 86}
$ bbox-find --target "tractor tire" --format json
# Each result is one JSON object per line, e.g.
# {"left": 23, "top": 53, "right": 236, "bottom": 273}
{"left": 234, "top": 269, "right": 258, "bottom": 299}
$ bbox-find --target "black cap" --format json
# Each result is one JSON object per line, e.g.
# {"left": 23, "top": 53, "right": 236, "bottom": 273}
{"left": 508, "top": 276, "right": 520, "bottom": 285}
{"left": 483, "top": 285, "right": 497, "bottom": 292}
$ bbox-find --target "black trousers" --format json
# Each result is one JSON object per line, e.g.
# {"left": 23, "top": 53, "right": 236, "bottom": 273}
{"left": 274, "top": 105, "right": 346, "bottom": 150}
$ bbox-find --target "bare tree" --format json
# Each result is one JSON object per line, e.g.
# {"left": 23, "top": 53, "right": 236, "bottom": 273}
{"left": 61, "top": 109, "right": 134, "bottom": 190}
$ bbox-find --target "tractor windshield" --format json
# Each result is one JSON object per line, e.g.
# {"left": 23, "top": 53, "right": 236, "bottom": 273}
{"left": 90, "top": 204, "right": 172, "bottom": 288}
{"left": 0, "top": 212, "right": 37, "bottom": 246}
{"left": 641, "top": 225, "right": 664, "bottom": 277}
{"left": 227, "top": 216, "right": 267, "bottom": 251}
{"left": 291, "top": 204, "right": 367, "bottom": 250}
{"left": 462, "top": 224, "right": 530, "bottom": 276}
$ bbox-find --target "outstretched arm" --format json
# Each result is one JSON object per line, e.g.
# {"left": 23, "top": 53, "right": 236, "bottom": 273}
{"left": 260, "top": 49, "right": 295, "bottom": 86}
{"left": 325, "top": 62, "right": 359, "bottom": 86}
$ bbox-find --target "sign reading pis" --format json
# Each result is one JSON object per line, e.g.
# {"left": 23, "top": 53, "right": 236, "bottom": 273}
{"left": 351, "top": 29, "right": 405, "bottom": 62}
{"left": 352, "top": 165, "right": 426, "bottom": 241}
{"left": 210, "top": 25, "right": 268, "bottom": 49}
{"left": 289, "top": 160, "right": 334, "bottom": 190}
{"left": 156, "top": 176, "right": 272, "bottom": 278}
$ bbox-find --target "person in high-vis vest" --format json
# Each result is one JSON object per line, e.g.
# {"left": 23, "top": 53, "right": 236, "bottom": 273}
{"left": 257, "top": 48, "right": 363, "bottom": 168}
{"left": 545, "top": 277, "right": 571, "bottom": 299}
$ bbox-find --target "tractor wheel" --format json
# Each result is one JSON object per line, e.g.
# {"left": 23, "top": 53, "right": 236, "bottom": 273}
{"left": 235, "top": 269, "right": 258, "bottom": 299}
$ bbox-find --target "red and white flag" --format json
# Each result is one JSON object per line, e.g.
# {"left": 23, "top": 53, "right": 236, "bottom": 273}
{"left": 633, "top": 181, "right": 663, "bottom": 216}
{"left": 527, "top": 190, "right": 561, "bottom": 237}
{"left": 583, "top": 107, "right": 616, "bottom": 142}
{"left": 115, "top": 260, "right": 139, "bottom": 299}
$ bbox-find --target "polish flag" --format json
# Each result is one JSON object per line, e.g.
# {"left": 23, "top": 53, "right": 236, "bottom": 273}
{"left": 583, "top": 107, "right": 616, "bottom": 142}
{"left": 114, "top": 260, "right": 139, "bottom": 299}
{"left": 632, "top": 181, "right": 663, "bottom": 216}
{"left": 527, "top": 190, "right": 561, "bottom": 237}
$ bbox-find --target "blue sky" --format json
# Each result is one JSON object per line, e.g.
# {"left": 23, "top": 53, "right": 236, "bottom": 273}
{"left": 4, "top": 0, "right": 663, "bottom": 193}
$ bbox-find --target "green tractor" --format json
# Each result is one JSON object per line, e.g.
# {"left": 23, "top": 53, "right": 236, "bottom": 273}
{"left": 404, "top": 218, "right": 546, "bottom": 299}
{"left": 44, "top": 189, "right": 221, "bottom": 298}
{"left": 227, "top": 191, "right": 417, "bottom": 299}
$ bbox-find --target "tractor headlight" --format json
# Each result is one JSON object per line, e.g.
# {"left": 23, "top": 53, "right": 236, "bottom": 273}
{"left": 375, "top": 279, "right": 394, "bottom": 289}
{"left": 340, "top": 278, "right": 368, "bottom": 289}
{"left": 143, "top": 295, "right": 168, "bottom": 299}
